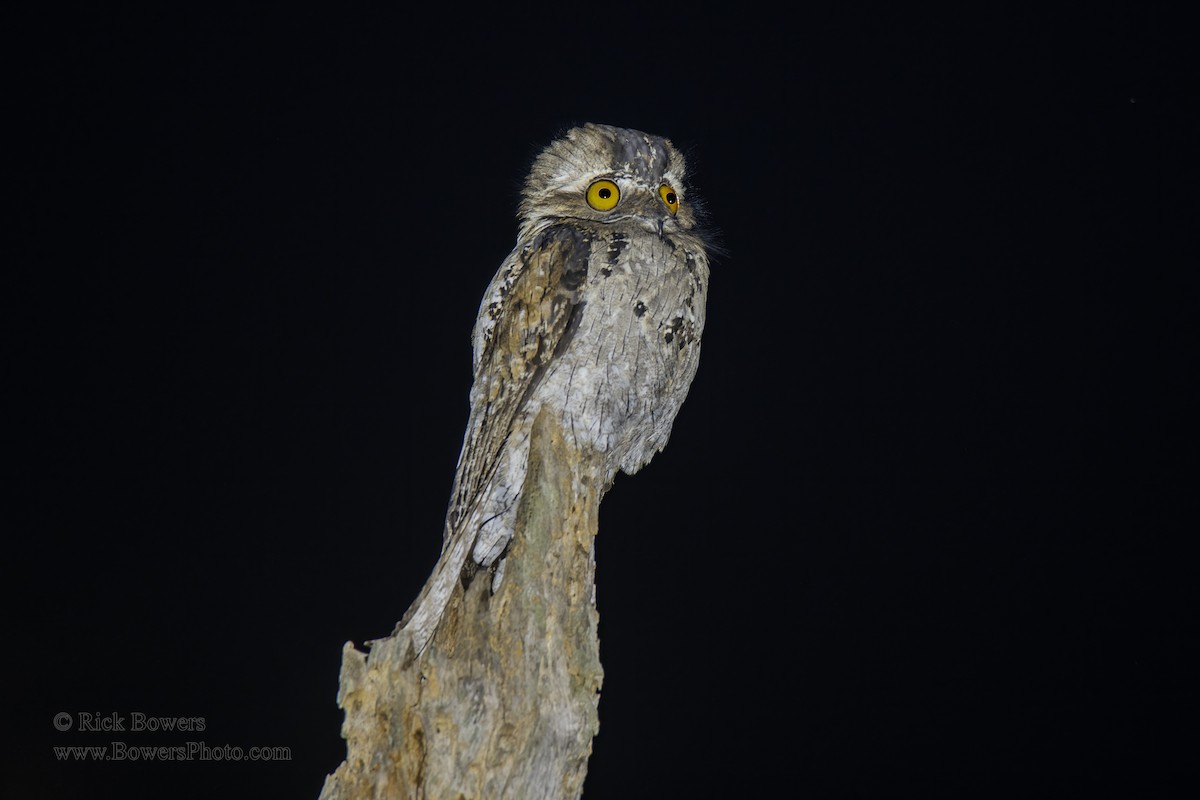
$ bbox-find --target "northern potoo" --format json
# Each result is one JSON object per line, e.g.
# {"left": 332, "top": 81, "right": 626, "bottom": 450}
{"left": 398, "top": 124, "right": 710, "bottom": 654}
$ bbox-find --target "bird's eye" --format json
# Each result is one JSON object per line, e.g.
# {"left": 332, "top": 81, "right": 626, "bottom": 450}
{"left": 658, "top": 184, "right": 680, "bottom": 215}
{"left": 586, "top": 179, "right": 620, "bottom": 211}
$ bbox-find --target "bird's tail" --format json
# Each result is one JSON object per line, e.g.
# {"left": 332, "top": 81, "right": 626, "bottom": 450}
{"left": 391, "top": 525, "right": 473, "bottom": 657}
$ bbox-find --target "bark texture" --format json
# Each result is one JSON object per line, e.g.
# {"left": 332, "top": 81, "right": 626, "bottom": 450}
{"left": 319, "top": 409, "right": 604, "bottom": 800}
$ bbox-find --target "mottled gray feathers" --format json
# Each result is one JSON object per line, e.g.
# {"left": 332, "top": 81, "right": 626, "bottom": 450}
{"left": 396, "top": 124, "right": 710, "bottom": 655}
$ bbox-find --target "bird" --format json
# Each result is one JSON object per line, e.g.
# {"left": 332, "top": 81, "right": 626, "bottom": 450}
{"left": 396, "top": 123, "right": 711, "bottom": 655}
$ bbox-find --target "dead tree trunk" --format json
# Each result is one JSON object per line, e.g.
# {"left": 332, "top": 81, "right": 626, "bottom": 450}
{"left": 319, "top": 409, "right": 605, "bottom": 800}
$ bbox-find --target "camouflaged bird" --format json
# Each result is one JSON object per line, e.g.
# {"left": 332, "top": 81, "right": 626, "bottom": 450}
{"left": 397, "top": 124, "right": 711, "bottom": 654}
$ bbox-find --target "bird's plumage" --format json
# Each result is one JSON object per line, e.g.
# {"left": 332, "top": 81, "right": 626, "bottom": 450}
{"left": 397, "top": 124, "right": 710, "bottom": 654}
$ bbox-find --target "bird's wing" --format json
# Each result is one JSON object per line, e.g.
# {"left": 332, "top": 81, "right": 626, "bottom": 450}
{"left": 445, "top": 223, "right": 591, "bottom": 545}
{"left": 393, "top": 224, "right": 590, "bottom": 656}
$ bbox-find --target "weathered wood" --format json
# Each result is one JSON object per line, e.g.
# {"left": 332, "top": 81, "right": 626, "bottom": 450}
{"left": 319, "top": 409, "right": 604, "bottom": 800}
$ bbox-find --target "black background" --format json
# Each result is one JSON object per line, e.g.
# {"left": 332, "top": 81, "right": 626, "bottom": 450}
{"left": 6, "top": 4, "right": 1196, "bottom": 798}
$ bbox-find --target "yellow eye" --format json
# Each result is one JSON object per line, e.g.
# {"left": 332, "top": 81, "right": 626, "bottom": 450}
{"left": 586, "top": 179, "right": 620, "bottom": 211}
{"left": 658, "top": 184, "right": 680, "bottom": 215}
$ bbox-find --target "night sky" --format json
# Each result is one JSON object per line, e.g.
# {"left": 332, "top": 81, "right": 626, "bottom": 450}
{"left": 7, "top": 5, "right": 1195, "bottom": 798}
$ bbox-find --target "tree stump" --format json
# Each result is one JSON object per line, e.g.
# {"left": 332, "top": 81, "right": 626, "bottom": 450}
{"left": 319, "top": 408, "right": 605, "bottom": 800}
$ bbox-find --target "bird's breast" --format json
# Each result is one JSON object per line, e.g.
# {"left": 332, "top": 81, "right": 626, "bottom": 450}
{"left": 528, "top": 228, "right": 704, "bottom": 465}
